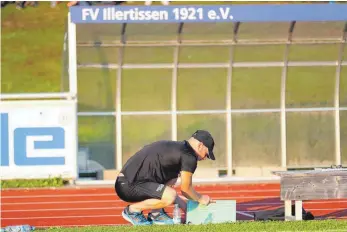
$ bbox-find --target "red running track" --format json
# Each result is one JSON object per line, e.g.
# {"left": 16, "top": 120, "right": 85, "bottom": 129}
{"left": 1, "top": 183, "right": 347, "bottom": 228}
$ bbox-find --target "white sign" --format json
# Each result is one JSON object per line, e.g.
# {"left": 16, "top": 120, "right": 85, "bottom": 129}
{"left": 0, "top": 100, "right": 77, "bottom": 180}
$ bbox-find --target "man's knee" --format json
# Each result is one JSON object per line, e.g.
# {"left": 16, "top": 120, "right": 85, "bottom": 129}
{"left": 161, "top": 186, "right": 177, "bottom": 206}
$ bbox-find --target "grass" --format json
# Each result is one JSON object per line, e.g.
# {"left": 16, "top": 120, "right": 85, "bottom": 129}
{"left": 43, "top": 220, "right": 347, "bottom": 232}
{"left": 1, "top": 3, "right": 68, "bottom": 93}
{"left": 1, "top": 2, "right": 347, "bottom": 170}
{"left": 0, "top": 177, "right": 66, "bottom": 189}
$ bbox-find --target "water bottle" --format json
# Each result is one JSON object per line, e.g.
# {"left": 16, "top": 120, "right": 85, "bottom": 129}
{"left": 173, "top": 204, "right": 181, "bottom": 224}
{"left": 2, "top": 225, "right": 35, "bottom": 232}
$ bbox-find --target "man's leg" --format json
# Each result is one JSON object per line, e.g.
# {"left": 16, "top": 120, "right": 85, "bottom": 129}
{"left": 117, "top": 179, "right": 177, "bottom": 225}
{"left": 144, "top": 179, "right": 188, "bottom": 225}
{"left": 129, "top": 186, "right": 177, "bottom": 212}
{"left": 146, "top": 178, "right": 187, "bottom": 214}
{"left": 148, "top": 178, "right": 178, "bottom": 215}
{"left": 116, "top": 176, "right": 183, "bottom": 225}
{"left": 144, "top": 190, "right": 188, "bottom": 225}
{"left": 115, "top": 176, "right": 153, "bottom": 226}
{"left": 127, "top": 187, "right": 188, "bottom": 225}
{"left": 166, "top": 178, "right": 187, "bottom": 213}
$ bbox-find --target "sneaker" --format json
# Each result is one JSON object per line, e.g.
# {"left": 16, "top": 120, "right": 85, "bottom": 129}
{"left": 147, "top": 209, "right": 174, "bottom": 225}
{"left": 122, "top": 206, "right": 152, "bottom": 226}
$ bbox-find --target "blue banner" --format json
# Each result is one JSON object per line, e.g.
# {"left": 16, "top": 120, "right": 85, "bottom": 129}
{"left": 70, "top": 4, "right": 347, "bottom": 24}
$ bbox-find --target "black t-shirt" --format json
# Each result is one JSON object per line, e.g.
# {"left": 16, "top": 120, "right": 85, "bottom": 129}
{"left": 121, "top": 140, "right": 198, "bottom": 184}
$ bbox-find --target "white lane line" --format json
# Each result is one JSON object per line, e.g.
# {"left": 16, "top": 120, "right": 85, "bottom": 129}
{"left": 30, "top": 223, "right": 347, "bottom": 232}
{"left": 1, "top": 189, "right": 280, "bottom": 198}
{"left": 3, "top": 201, "right": 347, "bottom": 212}
{"left": 4, "top": 197, "right": 347, "bottom": 206}
{"left": 2, "top": 215, "right": 123, "bottom": 219}
{"left": 1, "top": 196, "right": 281, "bottom": 205}
{"left": 240, "top": 200, "right": 347, "bottom": 205}
{"left": 237, "top": 211, "right": 254, "bottom": 218}
{"left": 3, "top": 207, "right": 125, "bottom": 212}
{"left": 2, "top": 207, "right": 346, "bottom": 219}
{"left": 3, "top": 211, "right": 346, "bottom": 220}
{"left": 2, "top": 211, "right": 255, "bottom": 220}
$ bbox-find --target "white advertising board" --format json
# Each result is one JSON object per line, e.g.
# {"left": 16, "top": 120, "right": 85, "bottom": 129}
{"left": 0, "top": 100, "right": 77, "bottom": 180}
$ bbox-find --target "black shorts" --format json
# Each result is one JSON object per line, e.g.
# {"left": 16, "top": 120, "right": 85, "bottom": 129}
{"left": 115, "top": 175, "right": 166, "bottom": 203}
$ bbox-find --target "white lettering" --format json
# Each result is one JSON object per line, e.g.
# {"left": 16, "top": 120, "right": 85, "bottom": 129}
{"left": 208, "top": 10, "right": 217, "bottom": 20}
{"left": 151, "top": 11, "right": 159, "bottom": 20}
{"left": 103, "top": 8, "right": 108, "bottom": 20}
{"left": 110, "top": 8, "right": 168, "bottom": 21}
{"left": 82, "top": 8, "right": 99, "bottom": 21}
{"left": 108, "top": 7, "right": 111, "bottom": 21}
{"left": 115, "top": 10, "right": 123, "bottom": 20}
{"left": 219, "top": 7, "right": 230, "bottom": 20}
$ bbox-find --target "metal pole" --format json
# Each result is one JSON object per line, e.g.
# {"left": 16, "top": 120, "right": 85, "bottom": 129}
{"left": 280, "top": 21, "right": 296, "bottom": 168}
{"left": 67, "top": 13, "right": 77, "bottom": 99}
{"left": 67, "top": 12, "right": 78, "bottom": 180}
{"left": 171, "top": 23, "right": 183, "bottom": 141}
{"left": 334, "top": 22, "right": 347, "bottom": 166}
{"left": 61, "top": 31, "right": 68, "bottom": 93}
{"left": 115, "top": 23, "right": 127, "bottom": 171}
{"left": 226, "top": 22, "right": 240, "bottom": 176}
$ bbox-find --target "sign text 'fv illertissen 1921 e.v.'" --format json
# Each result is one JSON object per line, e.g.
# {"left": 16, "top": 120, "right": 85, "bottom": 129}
{"left": 79, "top": 6, "right": 234, "bottom": 23}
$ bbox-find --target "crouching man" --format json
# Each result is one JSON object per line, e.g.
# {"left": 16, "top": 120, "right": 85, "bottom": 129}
{"left": 115, "top": 130, "right": 216, "bottom": 225}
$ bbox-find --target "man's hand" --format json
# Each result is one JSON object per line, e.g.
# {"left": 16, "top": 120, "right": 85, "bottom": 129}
{"left": 198, "top": 195, "right": 215, "bottom": 206}
{"left": 180, "top": 171, "right": 216, "bottom": 205}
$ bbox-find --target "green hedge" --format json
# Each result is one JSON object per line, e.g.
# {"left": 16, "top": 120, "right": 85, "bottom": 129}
{"left": 1, "top": 177, "right": 67, "bottom": 189}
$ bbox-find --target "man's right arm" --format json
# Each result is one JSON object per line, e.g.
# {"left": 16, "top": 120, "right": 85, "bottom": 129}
{"left": 180, "top": 171, "right": 202, "bottom": 202}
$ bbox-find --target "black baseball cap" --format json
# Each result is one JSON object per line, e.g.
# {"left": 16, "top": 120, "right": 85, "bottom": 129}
{"left": 192, "top": 130, "right": 215, "bottom": 160}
